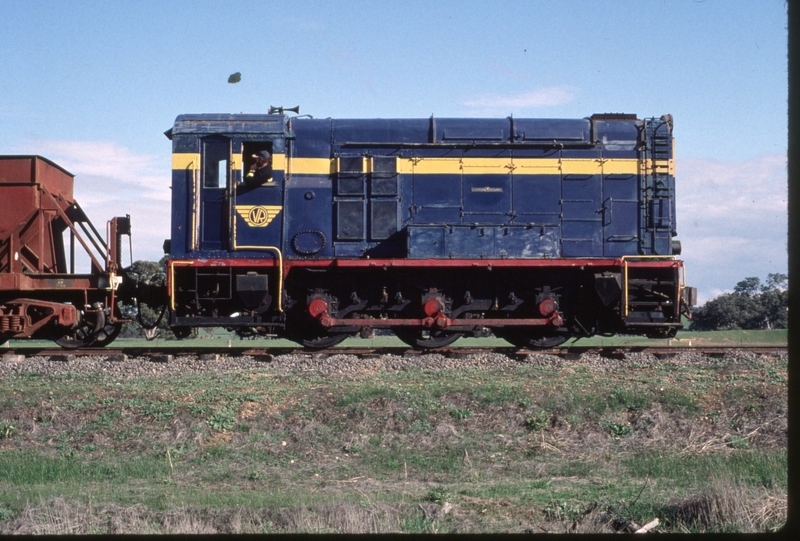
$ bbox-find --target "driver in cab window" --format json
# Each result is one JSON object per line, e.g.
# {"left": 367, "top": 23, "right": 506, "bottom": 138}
{"left": 242, "top": 150, "right": 273, "bottom": 188}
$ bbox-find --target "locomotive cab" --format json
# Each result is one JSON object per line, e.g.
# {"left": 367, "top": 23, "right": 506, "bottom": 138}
{"left": 164, "top": 115, "right": 289, "bottom": 337}
{"left": 193, "top": 138, "right": 283, "bottom": 253}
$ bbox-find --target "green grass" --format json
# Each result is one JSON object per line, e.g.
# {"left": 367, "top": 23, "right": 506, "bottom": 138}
{"left": 334, "top": 385, "right": 400, "bottom": 407}
{"left": 622, "top": 449, "right": 787, "bottom": 489}
{"left": 0, "top": 351, "right": 786, "bottom": 533}
{"left": 564, "top": 328, "right": 787, "bottom": 347}
{"left": 6, "top": 328, "right": 787, "bottom": 350}
{"left": 0, "top": 451, "right": 171, "bottom": 484}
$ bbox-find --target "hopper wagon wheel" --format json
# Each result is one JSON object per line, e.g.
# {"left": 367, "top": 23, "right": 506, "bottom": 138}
{"left": 54, "top": 306, "right": 108, "bottom": 349}
{"left": 495, "top": 327, "right": 569, "bottom": 349}
{"left": 393, "top": 328, "right": 462, "bottom": 349}
{"left": 54, "top": 323, "right": 100, "bottom": 349}
{"left": 55, "top": 305, "right": 124, "bottom": 349}
{"left": 93, "top": 322, "right": 124, "bottom": 347}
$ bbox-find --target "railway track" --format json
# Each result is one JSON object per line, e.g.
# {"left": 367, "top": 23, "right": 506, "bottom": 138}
{"left": 1, "top": 345, "right": 787, "bottom": 363}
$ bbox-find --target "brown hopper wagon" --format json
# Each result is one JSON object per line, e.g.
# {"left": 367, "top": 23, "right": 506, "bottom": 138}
{"left": 0, "top": 155, "right": 131, "bottom": 347}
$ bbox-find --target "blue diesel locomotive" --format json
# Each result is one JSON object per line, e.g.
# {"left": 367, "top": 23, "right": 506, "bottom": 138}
{"left": 163, "top": 111, "right": 696, "bottom": 348}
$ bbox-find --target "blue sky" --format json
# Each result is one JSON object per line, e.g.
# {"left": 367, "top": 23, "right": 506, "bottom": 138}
{"left": 1, "top": 1, "right": 787, "bottom": 304}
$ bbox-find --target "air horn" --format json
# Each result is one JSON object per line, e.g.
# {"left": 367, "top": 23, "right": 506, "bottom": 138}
{"left": 268, "top": 105, "right": 300, "bottom": 115}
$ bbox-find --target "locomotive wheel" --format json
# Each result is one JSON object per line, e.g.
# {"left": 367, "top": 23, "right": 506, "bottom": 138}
{"left": 171, "top": 326, "right": 192, "bottom": 339}
{"left": 235, "top": 327, "right": 257, "bottom": 339}
{"left": 495, "top": 328, "right": 569, "bottom": 349}
{"left": 393, "top": 328, "right": 462, "bottom": 349}
{"left": 285, "top": 323, "right": 353, "bottom": 349}
{"left": 286, "top": 301, "right": 357, "bottom": 349}
{"left": 298, "top": 331, "right": 351, "bottom": 349}
{"left": 93, "top": 322, "right": 123, "bottom": 347}
{"left": 285, "top": 319, "right": 355, "bottom": 349}
{"left": 645, "top": 327, "right": 679, "bottom": 339}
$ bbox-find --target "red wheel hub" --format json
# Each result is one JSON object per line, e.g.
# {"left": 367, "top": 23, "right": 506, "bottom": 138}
{"left": 308, "top": 299, "right": 328, "bottom": 318}
{"left": 538, "top": 298, "right": 558, "bottom": 316}
{"left": 423, "top": 299, "right": 443, "bottom": 317}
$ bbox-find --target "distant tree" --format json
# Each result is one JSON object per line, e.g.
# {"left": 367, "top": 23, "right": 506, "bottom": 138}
{"left": 690, "top": 273, "right": 788, "bottom": 331}
{"left": 119, "top": 300, "right": 174, "bottom": 339}
{"left": 690, "top": 291, "right": 762, "bottom": 330}
{"left": 759, "top": 273, "right": 789, "bottom": 329}
{"left": 124, "top": 258, "right": 168, "bottom": 288}
{"left": 733, "top": 277, "right": 760, "bottom": 297}
{"left": 119, "top": 258, "right": 173, "bottom": 339}
{"left": 763, "top": 272, "right": 788, "bottom": 292}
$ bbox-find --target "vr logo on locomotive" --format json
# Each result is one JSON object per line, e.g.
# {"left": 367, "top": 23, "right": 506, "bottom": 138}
{"left": 235, "top": 205, "right": 282, "bottom": 228}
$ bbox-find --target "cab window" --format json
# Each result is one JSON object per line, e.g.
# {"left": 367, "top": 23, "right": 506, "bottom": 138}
{"left": 203, "top": 139, "right": 229, "bottom": 188}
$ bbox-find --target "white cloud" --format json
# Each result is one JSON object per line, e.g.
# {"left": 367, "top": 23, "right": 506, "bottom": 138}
{"left": 20, "top": 140, "right": 171, "bottom": 199}
{"left": 463, "top": 86, "right": 576, "bottom": 110}
{"left": 682, "top": 236, "right": 751, "bottom": 266}
{"left": 11, "top": 139, "right": 172, "bottom": 263}
{"left": 489, "top": 62, "right": 532, "bottom": 82}
{"left": 679, "top": 153, "right": 786, "bottom": 224}
{"left": 677, "top": 152, "right": 788, "bottom": 304}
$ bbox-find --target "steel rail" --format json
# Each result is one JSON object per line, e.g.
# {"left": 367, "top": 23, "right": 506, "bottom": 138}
{"left": 1, "top": 345, "right": 787, "bottom": 362}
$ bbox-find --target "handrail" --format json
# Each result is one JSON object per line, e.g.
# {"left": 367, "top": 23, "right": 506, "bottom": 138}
{"left": 168, "top": 250, "right": 283, "bottom": 313}
{"left": 168, "top": 261, "right": 194, "bottom": 310}
{"left": 620, "top": 255, "right": 678, "bottom": 318}
{"left": 257, "top": 247, "right": 284, "bottom": 313}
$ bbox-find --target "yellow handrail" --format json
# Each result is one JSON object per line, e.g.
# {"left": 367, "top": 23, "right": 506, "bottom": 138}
{"left": 259, "top": 247, "right": 284, "bottom": 313}
{"left": 168, "top": 260, "right": 195, "bottom": 311}
{"left": 168, "top": 251, "right": 283, "bottom": 313}
{"left": 620, "top": 255, "right": 678, "bottom": 318}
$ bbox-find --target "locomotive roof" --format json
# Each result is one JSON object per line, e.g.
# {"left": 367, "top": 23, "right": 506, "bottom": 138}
{"left": 166, "top": 114, "right": 290, "bottom": 139}
{"left": 166, "top": 113, "right": 653, "bottom": 147}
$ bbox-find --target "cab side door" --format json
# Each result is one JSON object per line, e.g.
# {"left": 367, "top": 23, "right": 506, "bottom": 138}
{"left": 199, "top": 137, "right": 230, "bottom": 252}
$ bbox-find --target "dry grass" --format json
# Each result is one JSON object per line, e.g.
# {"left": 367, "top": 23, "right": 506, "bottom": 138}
{"left": 665, "top": 477, "right": 787, "bottom": 533}
{"left": 5, "top": 498, "right": 436, "bottom": 534}
{"left": 533, "top": 476, "right": 787, "bottom": 534}
{"left": 2, "top": 477, "right": 787, "bottom": 535}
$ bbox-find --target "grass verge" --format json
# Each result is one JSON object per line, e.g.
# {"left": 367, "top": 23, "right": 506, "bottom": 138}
{"left": 0, "top": 351, "right": 787, "bottom": 533}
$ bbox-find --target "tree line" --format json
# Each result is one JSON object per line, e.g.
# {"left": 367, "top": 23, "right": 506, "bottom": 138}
{"left": 689, "top": 273, "right": 788, "bottom": 331}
